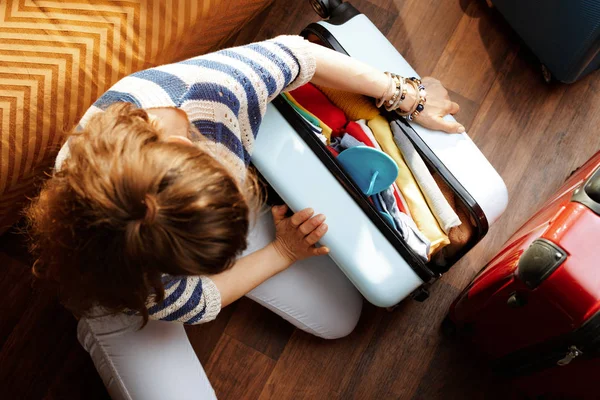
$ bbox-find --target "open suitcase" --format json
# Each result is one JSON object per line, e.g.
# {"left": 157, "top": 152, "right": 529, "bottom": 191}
{"left": 251, "top": 1, "right": 508, "bottom": 307}
{"left": 446, "top": 151, "right": 600, "bottom": 398}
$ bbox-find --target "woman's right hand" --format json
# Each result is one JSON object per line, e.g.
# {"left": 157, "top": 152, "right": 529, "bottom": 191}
{"left": 403, "top": 76, "right": 465, "bottom": 134}
{"left": 271, "top": 205, "right": 330, "bottom": 264}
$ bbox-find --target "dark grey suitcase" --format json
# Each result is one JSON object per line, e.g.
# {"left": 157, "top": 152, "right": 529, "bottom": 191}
{"left": 489, "top": 0, "right": 600, "bottom": 83}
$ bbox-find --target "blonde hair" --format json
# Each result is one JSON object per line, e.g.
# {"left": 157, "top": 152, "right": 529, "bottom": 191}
{"left": 26, "top": 103, "right": 261, "bottom": 324}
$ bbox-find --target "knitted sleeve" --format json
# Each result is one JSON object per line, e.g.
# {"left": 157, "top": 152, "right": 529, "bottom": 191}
{"left": 180, "top": 35, "right": 316, "bottom": 108}
{"left": 146, "top": 276, "right": 222, "bottom": 324}
{"left": 175, "top": 35, "right": 316, "bottom": 154}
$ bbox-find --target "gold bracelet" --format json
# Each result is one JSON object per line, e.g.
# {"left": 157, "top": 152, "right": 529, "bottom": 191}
{"left": 376, "top": 72, "right": 396, "bottom": 108}
{"left": 376, "top": 72, "right": 409, "bottom": 111}
{"left": 385, "top": 75, "right": 406, "bottom": 112}
{"left": 398, "top": 77, "right": 426, "bottom": 120}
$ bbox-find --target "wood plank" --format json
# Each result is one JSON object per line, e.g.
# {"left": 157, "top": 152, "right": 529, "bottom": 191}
{"left": 224, "top": 297, "right": 294, "bottom": 360}
{"left": 446, "top": 88, "right": 480, "bottom": 132}
{"left": 185, "top": 300, "right": 238, "bottom": 365}
{"left": 205, "top": 334, "right": 276, "bottom": 400}
{"left": 258, "top": 302, "right": 383, "bottom": 399}
{"left": 337, "top": 282, "right": 461, "bottom": 399}
{"left": 432, "top": 0, "right": 518, "bottom": 104}
{"left": 0, "top": 254, "right": 34, "bottom": 349}
{"left": 410, "top": 336, "right": 509, "bottom": 400}
{"left": 385, "top": 0, "right": 475, "bottom": 76}
{"left": 43, "top": 341, "right": 109, "bottom": 400}
{"left": 0, "top": 286, "right": 79, "bottom": 399}
{"left": 232, "top": 0, "right": 398, "bottom": 46}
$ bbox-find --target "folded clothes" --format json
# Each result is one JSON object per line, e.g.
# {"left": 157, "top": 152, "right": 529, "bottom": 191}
{"left": 368, "top": 115, "right": 449, "bottom": 255}
{"left": 329, "top": 133, "right": 364, "bottom": 153}
{"left": 295, "top": 113, "right": 328, "bottom": 145}
{"left": 298, "top": 113, "right": 322, "bottom": 133}
{"left": 314, "top": 132, "right": 328, "bottom": 145}
{"left": 282, "top": 92, "right": 333, "bottom": 141}
{"left": 356, "top": 120, "right": 411, "bottom": 218}
{"left": 289, "top": 83, "right": 347, "bottom": 136}
{"left": 391, "top": 121, "right": 461, "bottom": 234}
{"left": 372, "top": 192, "right": 430, "bottom": 262}
{"left": 433, "top": 173, "right": 474, "bottom": 259}
{"left": 326, "top": 146, "right": 339, "bottom": 157}
{"left": 315, "top": 85, "right": 381, "bottom": 121}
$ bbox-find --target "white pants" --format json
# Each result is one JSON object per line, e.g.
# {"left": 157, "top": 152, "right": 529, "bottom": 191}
{"left": 77, "top": 210, "right": 363, "bottom": 400}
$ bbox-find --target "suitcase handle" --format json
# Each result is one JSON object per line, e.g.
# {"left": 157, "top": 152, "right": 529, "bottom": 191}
{"left": 517, "top": 239, "right": 567, "bottom": 290}
{"left": 572, "top": 166, "right": 600, "bottom": 215}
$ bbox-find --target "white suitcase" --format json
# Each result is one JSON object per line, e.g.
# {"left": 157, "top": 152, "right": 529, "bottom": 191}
{"left": 251, "top": 2, "right": 508, "bottom": 307}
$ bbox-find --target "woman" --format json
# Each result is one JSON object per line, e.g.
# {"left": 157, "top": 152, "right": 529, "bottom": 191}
{"left": 27, "top": 35, "right": 462, "bottom": 399}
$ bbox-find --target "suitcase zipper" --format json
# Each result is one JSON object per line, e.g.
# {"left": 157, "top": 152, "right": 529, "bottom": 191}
{"left": 556, "top": 345, "right": 583, "bottom": 366}
{"left": 493, "top": 310, "right": 600, "bottom": 377}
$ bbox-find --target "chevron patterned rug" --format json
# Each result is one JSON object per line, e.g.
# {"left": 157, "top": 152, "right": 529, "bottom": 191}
{"left": 0, "top": 0, "right": 270, "bottom": 232}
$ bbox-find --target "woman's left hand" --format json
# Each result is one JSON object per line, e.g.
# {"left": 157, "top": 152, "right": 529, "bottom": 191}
{"left": 412, "top": 77, "right": 465, "bottom": 134}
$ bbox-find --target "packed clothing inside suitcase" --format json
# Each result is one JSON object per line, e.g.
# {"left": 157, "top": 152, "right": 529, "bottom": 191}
{"left": 281, "top": 80, "right": 477, "bottom": 269}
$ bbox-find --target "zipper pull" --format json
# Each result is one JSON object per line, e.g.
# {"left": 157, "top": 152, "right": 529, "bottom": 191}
{"left": 556, "top": 345, "right": 583, "bottom": 366}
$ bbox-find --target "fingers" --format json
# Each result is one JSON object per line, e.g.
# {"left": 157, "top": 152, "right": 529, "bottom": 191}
{"left": 435, "top": 117, "right": 465, "bottom": 134}
{"left": 271, "top": 205, "right": 288, "bottom": 224}
{"left": 290, "top": 208, "right": 314, "bottom": 227}
{"left": 311, "top": 246, "right": 330, "bottom": 257}
{"left": 305, "top": 222, "right": 328, "bottom": 245}
{"left": 299, "top": 214, "right": 325, "bottom": 236}
{"left": 448, "top": 101, "right": 460, "bottom": 115}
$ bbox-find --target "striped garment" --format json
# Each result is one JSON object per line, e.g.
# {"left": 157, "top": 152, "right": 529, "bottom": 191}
{"left": 55, "top": 35, "right": 316, "bottom": 324}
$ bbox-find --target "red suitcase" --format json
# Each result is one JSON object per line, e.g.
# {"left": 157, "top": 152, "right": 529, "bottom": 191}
{"left": 446, "top": 151, "right": 600, "bottom": 399}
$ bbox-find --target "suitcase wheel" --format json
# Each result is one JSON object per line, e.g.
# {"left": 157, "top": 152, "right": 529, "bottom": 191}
{"left": 441, "top": 316, "right": 474, "bottom": 338}
{"left": 541, "top": 64, "right": 553, "bottom": 83}
{"left": 309, "top": 0, "right": 342, "bottom": 19}
{"left": 441, "top": 316, "right": 457, "bottom": 338}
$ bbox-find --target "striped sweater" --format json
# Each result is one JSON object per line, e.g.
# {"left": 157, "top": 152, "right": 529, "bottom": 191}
{"left": 55, "top": 36, "right": 316, "bottom": 324}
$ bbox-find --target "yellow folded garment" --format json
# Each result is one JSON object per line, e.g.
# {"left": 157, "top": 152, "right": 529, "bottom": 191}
{"left": 282, "top": 92, "right": 333, "bottom": 142}
{"left": 316, "top": 85, "right": 381, "bottom": 121}
{"left": 367, "top": 115, "right": 450, "bottom": 255}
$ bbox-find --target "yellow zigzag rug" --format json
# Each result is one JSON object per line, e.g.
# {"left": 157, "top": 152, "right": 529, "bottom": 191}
{"left": 0, "top": 0, "right": 270, "bottom": 232}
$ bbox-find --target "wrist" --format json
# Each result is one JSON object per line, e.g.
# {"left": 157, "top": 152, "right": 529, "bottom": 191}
{"left": 399, "top": 82, "right": 418, "bottom": 112}
{"left": 266, "top": 241, "right": 295, "bottom": 271}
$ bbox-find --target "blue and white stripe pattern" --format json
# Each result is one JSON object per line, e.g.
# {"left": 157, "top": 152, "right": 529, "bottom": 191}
{"left": 145, "top": 276, "right": 221, "bottom": 324}
{"left": 58, "top": 36, "right": 316, "bottom": 325}
{"left": 80, "top": 35, "right": 315, "bottom": 182}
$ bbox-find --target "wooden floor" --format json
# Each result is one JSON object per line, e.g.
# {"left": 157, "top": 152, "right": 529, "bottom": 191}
{"left": 2, "top": 0, "right": 600, "bottom": 398}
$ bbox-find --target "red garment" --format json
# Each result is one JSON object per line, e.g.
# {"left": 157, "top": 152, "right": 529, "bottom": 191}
{"left": 345, "top": 121, "right": 408, "bottom": 214}
{"left": 326, "top": 146, "right": 339, "bottom": 157}
{"left": 290, "top": 84, "right": 347, "bottom": 137}
{"left": 345, "top": 121, "right": 375, "bottom": 147}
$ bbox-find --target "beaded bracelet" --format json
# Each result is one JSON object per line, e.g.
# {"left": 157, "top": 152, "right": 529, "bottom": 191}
{"left": 376, "top": 72, "right": 396, "bottom": 108}
{"left": 376, "top": 72, "right": 408, "bottom": 111}
{"left": 385, "top": 74, "right": 408, "bottom": 112}
{"left": 398, "top": 77, "right": 427, "bottom": 121}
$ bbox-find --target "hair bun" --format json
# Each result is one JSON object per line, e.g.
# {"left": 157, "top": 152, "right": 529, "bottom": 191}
{"left": 143, "top": 194, "right": 158, "bottom": 225}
